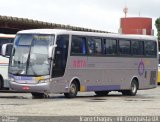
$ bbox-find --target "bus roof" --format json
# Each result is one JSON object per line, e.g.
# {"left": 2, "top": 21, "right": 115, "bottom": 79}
{"left": 0, "top": 33, "right": 15, "bottom": 38}
{"left": 17, "top": 29, "right": 157, "bottom": 41}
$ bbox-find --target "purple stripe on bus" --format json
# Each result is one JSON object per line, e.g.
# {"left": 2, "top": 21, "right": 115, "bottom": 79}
{"left": 87, "top": 85, "right": 120, "bottom": 91}
{"left": 13, "top": 76, "right": 33, "bottom": 80}
{"left": 8, "top": 74, "right": 33, "bottom": 80}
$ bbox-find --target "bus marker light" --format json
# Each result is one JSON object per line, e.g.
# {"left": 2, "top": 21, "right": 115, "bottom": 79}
{"left": 22, "top": 86, "right": 30, "bottom": 90}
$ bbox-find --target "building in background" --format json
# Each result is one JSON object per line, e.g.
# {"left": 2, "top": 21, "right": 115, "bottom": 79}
{"left": 0, "top": 15, "right": 108, "bottom": 34}
{"left": 119, "top": 17, "right": 154, "bottom": 35}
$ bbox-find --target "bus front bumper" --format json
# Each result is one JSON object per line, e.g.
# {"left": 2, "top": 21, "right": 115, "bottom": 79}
{"left": 9, "top": 81, "right": 50, "bottom": 93}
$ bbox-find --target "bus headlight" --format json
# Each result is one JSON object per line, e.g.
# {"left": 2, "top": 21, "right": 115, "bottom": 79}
{"left": 38, "top": 79, "right": 50, "bottom": 83}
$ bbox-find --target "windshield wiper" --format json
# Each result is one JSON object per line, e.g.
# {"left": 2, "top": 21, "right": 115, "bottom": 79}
{"left": 26, "top": 52, "right": 30, "bottom": 73}
{"left": 25, "top": 44, "right": 38, "bottom": 76}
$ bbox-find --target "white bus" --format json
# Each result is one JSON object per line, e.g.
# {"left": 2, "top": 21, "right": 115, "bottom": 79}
{"left": 0, "top": 34, "right": 15, "bottom": 89}
{"left": 2, "top": 29, "right": 158, "bottom": 98}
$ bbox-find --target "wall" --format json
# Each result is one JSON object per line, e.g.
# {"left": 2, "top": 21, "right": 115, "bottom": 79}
{"left": 120, "top": 17, "right": 152, "bottom": 35}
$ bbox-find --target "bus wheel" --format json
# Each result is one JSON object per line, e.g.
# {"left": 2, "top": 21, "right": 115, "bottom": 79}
{"left": 64, "top": 82, "right": 78, "bottom": 98}
{"left": 0, "top": 79, "right": 3, "bottom": 90}
{"left": 95, "top": 91, "right": 109, "bottom": 96}
{"left": 31, "top": 92, "right": 49, "bottom": 99}
{"left": 122, "top": 79, "right": 138, "bottom": 96}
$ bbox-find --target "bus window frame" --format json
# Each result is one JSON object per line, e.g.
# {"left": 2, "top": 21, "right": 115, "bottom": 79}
{"left": 118, "top": 39, "right": 131, "bottom": 56}
{"left": 86, "top": 36, "right": 104, "bottom": 57}
{"left": 144, "top": 40, "right": 157, "bottom": 58}
{"left": 131, "top": 39, "right": 145, "bottom": 57}
{"left": 70, "top": 35, "right": 88, "bottom": 56}
{"left": 102, "top": 37, "right": 118, "bottom": 56}
{"left": 70, "top": 35, "right": 157, "bottom": 59}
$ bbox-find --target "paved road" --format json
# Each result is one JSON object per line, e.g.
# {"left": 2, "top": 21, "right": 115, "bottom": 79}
{"left": 0, "top": 86, "right": 160, "bottom": 118}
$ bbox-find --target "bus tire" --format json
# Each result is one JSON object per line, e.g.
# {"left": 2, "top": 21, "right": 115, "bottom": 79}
{"left": 122, "top": 79, "right": 138, "bottom": 96}
{"left": 64, "top": 82, "right": 78, "bottom": 98}
{"left": 0, "top": 77, "right": 3, "bottom": 90}
{"left": 31, "top": 92, "right": 49, "bottom": 99}
{"left": 95, "top": 91, "right": 109, "bottom": 96}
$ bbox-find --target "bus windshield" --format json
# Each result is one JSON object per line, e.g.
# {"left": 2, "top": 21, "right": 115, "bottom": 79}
{"left": 9, "top": 34, "right": 54, "bottom": 76}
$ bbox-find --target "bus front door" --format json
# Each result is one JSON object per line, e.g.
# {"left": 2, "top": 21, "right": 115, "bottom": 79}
{"left": 51, "top": 35, "right": 69, "bottom": 78}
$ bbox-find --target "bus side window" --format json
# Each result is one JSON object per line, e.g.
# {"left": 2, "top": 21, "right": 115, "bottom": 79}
{"left": 87, "top": 37, "right": 102, "bottom": 55}
{"left": 71, "top": 36, "right": 86, "bottom": 55}
{"left": 95, "top": 38, "right": 102, "bottom": 54}
{"left": 131, "top": 40, "right": 144, "bottom": 56}
{"left": 87, "top": 38, "right": 95, "bottom": 54}
{"left": 118, "top": 40, "right": 131, "bottom": 55}
{"left": 144, "top": 41, "right": 157, "bottom": 57}
{"left": 104, "top": 38, "right": 117, "bottom": 55}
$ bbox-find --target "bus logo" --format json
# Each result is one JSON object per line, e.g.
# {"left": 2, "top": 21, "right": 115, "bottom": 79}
{"left": 72, "top": 60, "right": 87, "bottom": 68}
{"left": 138, "top": 60, "right": 145, "bottom": 76}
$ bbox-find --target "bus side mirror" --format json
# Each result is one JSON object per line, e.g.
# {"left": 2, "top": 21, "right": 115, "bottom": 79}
{"left": 48, "top": 44, "right": 57, "bottom": 59}
{"left": 2, "top": 43, "right": 13, "bottom": 58}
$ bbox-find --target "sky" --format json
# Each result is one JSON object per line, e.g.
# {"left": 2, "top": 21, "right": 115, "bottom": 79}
{"left": 0, "top": 0, "right": 160, "bottom": 35}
